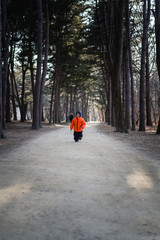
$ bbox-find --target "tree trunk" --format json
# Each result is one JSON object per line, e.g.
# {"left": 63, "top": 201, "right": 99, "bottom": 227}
{"left": 21, "top": 58, "right": 26, "bottom": 122}
{"left": 0, "top": 0, "right": 4, "bottom": 138}
{"left": 129, "top": 34, "right": 136, "bottom": 130}
{"left": 32, "top": 0, "right": 43, "bottom": 129}
{"left": 10, "top": 71, "right": 17, "bottom": 121}
{"left": 81, "top": 91, "right": 88, "bottom": 121}
{"left": 107, "top": 74, "right": 112, "bottom": 125}
{"left": 6, "top": 68, "right": 10, "bottom": 122}
{"left": 124, "top": 0, "right": 130, "bottom": 129}
{"left": 126, "top": 0, "right": 136, "bottom": 130}
{"left": 2, "top": 0, "right": 9, "bottom": 129}
{"left": 39, "top": 0, "right": 49, "bottom": 126}
{"left": 84, "top": 95, "right": 89, "bottom": 122}
{"left": 139, "top": 0, "right": 151, "bottom": 131}
{"left": 157, "top": 116, "right": 160, "bottom": 134}
{"left": 146, "top": 42, "right": 152, "bottom": 126}
{"left": 75, "top": 95, "right": 79, "bottom": 114}
{"left": 112, "top": 0, "right": 126, "bottom": 132}
{"left": 13, "top": 74, "right": 21, "bottom": 110}
{"left": 73, "top": 86, "right": 77, "bottom": 114}
{"left": 10, "top": 41, "right": 17, "bottom": 121}
{"left": 155, "top": 0, "right": 160, "bottom": 134}
{"left": 53, "top": 50, "right": 62, "bottom": 124}
{"left": 70, "top": 87, "right": 74, "bottom": 114}
{"left": 65, "top": 92, "right": 69, "bottom": 122}
{"left": 28, "top": 35, "right": 35, "bottom": 97}
{"left": 49, "top": 79, "right": 55, "bottom": 125}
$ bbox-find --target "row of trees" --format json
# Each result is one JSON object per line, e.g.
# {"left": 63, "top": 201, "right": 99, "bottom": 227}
{"left": 88, "top": 0, "right": 160, "bottom": 133}
{"left": 0, "top": 0, "right": 96, "bottom": 134}
{"left": 0, "top": 0, "right": 160, "bottom": 137}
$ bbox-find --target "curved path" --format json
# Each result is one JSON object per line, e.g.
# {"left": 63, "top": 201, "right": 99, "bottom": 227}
{"left": 0, "top": 123, "right": 160, "bottom": 240}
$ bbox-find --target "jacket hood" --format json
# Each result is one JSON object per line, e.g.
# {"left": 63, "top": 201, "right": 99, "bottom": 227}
{"left": 76, "top": 111, "right": 81, "bottom": 117}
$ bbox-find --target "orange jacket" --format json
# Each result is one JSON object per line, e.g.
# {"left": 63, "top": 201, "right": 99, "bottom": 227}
{"left": 70, "top": 117, "right": 86, "bottom": 132}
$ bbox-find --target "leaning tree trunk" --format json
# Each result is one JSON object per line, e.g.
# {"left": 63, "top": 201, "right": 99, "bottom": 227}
{"left": 139, "top": 0, "right": 151, "bottom": 131}
{"left": 155, "top": 0, "right": 160, "bottom": 134}
{"left": 32, "top": 0, "right": 42, "bottom": 129}
{"left": 10, "top": 41, "right": 17, "bottom": 121}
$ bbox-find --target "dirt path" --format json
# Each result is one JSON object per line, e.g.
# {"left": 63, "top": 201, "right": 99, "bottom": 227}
{"left": 0, "top": 123, "right": 160, "bottom": 240}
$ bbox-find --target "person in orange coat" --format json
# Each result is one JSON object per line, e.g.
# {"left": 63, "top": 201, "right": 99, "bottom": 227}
{"left": 70, "top": 111, "right": 86, "bottom": 142}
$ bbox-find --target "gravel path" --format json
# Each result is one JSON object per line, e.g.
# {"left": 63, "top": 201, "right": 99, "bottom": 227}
{"left": 0, "top": 123, "right": 160, "bottom": 240}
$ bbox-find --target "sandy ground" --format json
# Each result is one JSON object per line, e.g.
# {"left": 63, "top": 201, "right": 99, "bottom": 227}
{"left": 0, "top": 122, "right": 160, "bottom": 240}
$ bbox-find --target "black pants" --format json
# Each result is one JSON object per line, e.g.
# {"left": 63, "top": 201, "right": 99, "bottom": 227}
{"left": 74, "top": 131, "right": 83, "bottom": 142}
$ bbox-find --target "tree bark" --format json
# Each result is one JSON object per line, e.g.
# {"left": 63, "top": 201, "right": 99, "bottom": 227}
{"left": 107, "top": 73, "right": 112, "bottom": 125}
{"left": 81, "top": 91, "right": 88, "bottom": 121}
{"left": 65, "top": 92, "right": 69, "bottom": 122}
{"left": 126, "top": 0, "right": 136, "bottom": 130}
{"left": 112, "top": 0, "right": 126, "bottom": 132}
{"left": 97, "top": 1, "right": 112, "bottom": 125}
{"left": 10, "top": 69, "right": 17, "bottom": 121}
{"left": 6, "top": 67, "right": 10, "bottom": 122}
{"left": 53, "top": 50, "right": 62, "bottom": 124}
{"left": 2, "top": 0, "right": 9, "bottom": 128}
{"left": 49, "top": 78, "right": 55, "bottom": 125}
{"left": 0, "top": 0, "right": 4, "bottom": 138}
{"left": 146, "top": 42, "right": 152, "bottom": 126}
{"left": 32, "top": 0, "right": 43, "bottom": 129}
{"left": 73, "top": 86, "right": 77, "bottom": 114}
{"left": 129, "top": 33, "right": 136, "bottom": 130}
{"left": 70, "top": 86, "right": 74, "bottom": 114}
{"left": 139, "top": 0, "right": 151, "bottom": 131}
{"left": 21, "top": 57, "right": 27, "bottom": 122}
{"left": 39, "top": 0, "right": 49, "bottom": 126}
{"left": 9, "top": 40, "right": 17, "bottom": 121}
{"left": 28, "top": 35, "right": 35, "bottom": 97}
{"left": 124, "top": 0, "right": 131, "bottom": 129}
{"left": 155, "top": 0, "right": 160, "bottom": 134}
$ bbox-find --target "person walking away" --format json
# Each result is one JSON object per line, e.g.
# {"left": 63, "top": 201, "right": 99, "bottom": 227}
{"left": 69, "top": 113, "right": 74, "bottom": 123}
{"left": 70, "top": 111, "right": 86, "bottom": 142}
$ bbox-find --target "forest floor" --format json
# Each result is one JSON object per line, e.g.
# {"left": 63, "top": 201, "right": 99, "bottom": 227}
{"left": 0, "top": 121, "right": 160, "bottom": 240}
